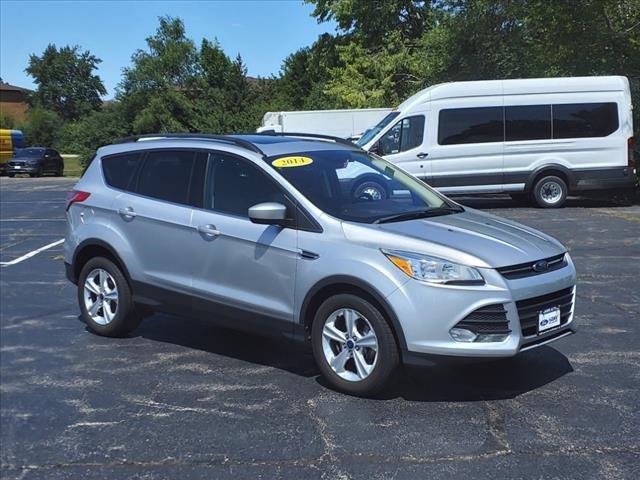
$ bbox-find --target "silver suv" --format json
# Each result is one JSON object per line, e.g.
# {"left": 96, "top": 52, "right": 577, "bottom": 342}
{"left": 65, "top": 133, "right": 577, "bottom": 396}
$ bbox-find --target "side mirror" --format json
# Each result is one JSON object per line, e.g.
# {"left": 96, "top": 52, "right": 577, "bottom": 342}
{"left": 248, "top": 202, "right": 288, "bottom": 226}
{"left": 369, "top": 142, "right": 381, "bottom": 155}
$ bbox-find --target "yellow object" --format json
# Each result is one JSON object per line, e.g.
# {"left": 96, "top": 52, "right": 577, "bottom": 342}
{"left": 271, "top": 156, "right": 314, "bottom": 168}
{"left": 386, "top": 254, "right": 414, "bottom": 277}
{"left": 0, "top": 129, "right": 25, "bottom": 167}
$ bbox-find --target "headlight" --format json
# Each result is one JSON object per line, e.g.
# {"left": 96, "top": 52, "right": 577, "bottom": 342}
{"left": 382, "top": 249, "right": 484, "bottom": 285}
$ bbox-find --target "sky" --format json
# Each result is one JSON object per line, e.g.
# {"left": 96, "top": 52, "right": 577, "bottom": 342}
{"left": 0, "top": 0, "right": 336, "bottom": 98}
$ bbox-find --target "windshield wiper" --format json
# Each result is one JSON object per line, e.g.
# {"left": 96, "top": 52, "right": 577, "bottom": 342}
{"left": 373, "top": 206, "right": 463, "bottom": 224}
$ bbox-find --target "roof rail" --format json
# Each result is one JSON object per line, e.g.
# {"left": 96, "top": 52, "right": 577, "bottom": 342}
{"left": 112, "top": 133, "right": 265, "bottom": 156}
{"left": 257, "top": 131, "right": 359, "bottom": 148}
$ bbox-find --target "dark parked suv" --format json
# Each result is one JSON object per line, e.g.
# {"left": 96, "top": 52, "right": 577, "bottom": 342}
{"left": 7, "top": 148, "right": 64, "bottom": 177}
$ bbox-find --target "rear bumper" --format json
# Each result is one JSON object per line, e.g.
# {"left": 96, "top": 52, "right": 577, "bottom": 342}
{"left": 573, "top": 166, "right": 637, "bottom": 191}
{"left": 65, "top": 261, "right": 77, "bottom": 284}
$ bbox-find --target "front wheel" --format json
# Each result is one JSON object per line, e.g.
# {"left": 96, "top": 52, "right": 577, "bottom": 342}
{"left": 532, "top": 175, "right": 568, "bottom": 208}
{"left": 77, "top": 257, "right": 142, "bottom": 337}
{"left": 312, "top": 294, "right": 399, "bottom": 397}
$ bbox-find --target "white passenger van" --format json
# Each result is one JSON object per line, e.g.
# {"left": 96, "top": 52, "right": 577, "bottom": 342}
{"left": 357, "top": 76, "right": 636, "bottom": 207}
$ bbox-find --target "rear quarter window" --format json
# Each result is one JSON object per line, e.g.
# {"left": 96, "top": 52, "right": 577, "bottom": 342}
{"left": 102, "top": 152, "right": 142, "bottom": 191}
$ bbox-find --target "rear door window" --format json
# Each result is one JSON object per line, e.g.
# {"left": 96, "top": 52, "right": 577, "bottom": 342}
{"left": 102, "top": 152, "right": 142, "bottom": 191}
{"left": 136, "top": 150, "right": 195, "bottom": 205}
{"left": 552, "top": 102, "right": 618, "bottom": 138}
{"left": 438, "top": 107, "right": 503, "bottom": 145}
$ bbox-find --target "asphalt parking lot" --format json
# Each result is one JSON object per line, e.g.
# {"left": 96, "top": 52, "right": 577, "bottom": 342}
{"left": 1, "top": 176, "right": 639, "bottom": 479}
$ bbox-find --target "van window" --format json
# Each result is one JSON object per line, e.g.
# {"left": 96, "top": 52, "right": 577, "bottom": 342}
{"left": 136, "top": 150, "right": 195, "bottom": 204}
{"left": 438, "top": 107, "right": 503, "bottom": 145}
{"left": 552, "top": 102, "right": 618, "bottom": 139}
{"left": 505, "top": 105, "right": 552, "bottom": 141}
{"left": 102, "top": 152, "right": 142, "bottom": 191}
{"left": 378, "top": 115, "right": 425, "bottom": 155}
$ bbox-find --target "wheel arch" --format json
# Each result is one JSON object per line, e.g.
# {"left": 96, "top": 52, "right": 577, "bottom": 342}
{"left": 71, "top": 239, "right": 133, "bottom": 288}
{"left": 299, "top": 275, "right": 408, "bottom": 351}
{"left": 525, "top": 164, "right": 575, "bottom": 192}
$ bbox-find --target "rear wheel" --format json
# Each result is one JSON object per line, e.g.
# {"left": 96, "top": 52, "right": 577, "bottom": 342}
{"left": 30, "top": 166, "right": 43, "bottom": 178}
{"left": 312, "top": 294, "right": 399, "bottom": 397}
{"left": 56, "top": 164, "right": 64, "bottom": 176}
{"left": 77, "top": 257, "right": 142, "bottom": 337}
{"left": 8, "top": 173, "right": 15, "bottom": 178}
{"left": 532, "top": 175, "right": 568, "bottom": 208}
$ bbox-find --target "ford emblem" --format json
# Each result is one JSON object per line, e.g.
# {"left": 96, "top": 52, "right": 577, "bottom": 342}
{"left": 533, "top": 260, "right": 549, "bottom": 272}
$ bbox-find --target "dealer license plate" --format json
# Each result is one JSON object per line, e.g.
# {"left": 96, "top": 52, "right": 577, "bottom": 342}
{"left": 538, "top": 307, "right": 561, "bottom": 333}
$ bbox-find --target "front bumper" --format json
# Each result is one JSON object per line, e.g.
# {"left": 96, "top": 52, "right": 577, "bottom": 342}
{"left": 387, "top": 256, "right": 577, "bottom": 360}
{"left": 7, "top": 164, "right": 38, "bottom": 174}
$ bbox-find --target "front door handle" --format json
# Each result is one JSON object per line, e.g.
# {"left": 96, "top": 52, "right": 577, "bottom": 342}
{"left": 197, "top": 224, "right": 220, "bottom": 237}
{"left": 118, "top": 207, "right": 137, "bottom": 218}
{"left": 417, "top": 152, "right": 429, "bottom": 159}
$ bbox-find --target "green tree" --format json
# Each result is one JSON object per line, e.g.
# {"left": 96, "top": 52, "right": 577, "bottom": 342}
{"left": 19, "top": 107, "right": 61, "bottom": 147}
{"left": 58, "top": 103, "right": 129, "bottom": 166}
{"left": 0, "top": 111, "right": 16, "bottom": 129}
{"left": 25, "top": 44, "right": 106, "bottom": 121}
{"left": 119, "top": 16, "right": 199, "bottom": 133}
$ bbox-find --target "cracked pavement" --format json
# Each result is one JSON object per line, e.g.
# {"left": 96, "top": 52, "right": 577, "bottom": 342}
{"left": 1, "top": 177, "right": 639, "bottom": 479}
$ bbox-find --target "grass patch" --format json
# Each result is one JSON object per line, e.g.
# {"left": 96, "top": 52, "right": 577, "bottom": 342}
{"left": 62, "top": 155, "right": 83, "bottom": 177}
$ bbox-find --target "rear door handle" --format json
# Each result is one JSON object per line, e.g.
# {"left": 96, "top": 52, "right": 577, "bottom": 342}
{"left": 417, "top": 152, "right": 429, "bottom": 159}
{"left": 197, "top": 224, "right": 220, "bottom": 237}
{"left": 118, "top": 207, "right": 137, "bottom": 218}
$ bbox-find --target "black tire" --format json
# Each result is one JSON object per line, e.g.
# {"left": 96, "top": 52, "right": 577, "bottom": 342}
{"left": 56, "top": 164, "right": 64, "bottom": 177}
{"left": 311, "top": 293, "right": 399, "bottom": 397}
{"left": 8, "top": 173, "right": 15, "bottom": 178}
{"left": 532, "top": 175, "right": 568, "bottom": 208}
{"left": 30, "top": 166, "right": 43, "bottom": 178}
{"left": 353, "top": 180, "right": 387, "bottom": 201}
{"left": 77, "top": 257, "right": 142, "bottom": 337}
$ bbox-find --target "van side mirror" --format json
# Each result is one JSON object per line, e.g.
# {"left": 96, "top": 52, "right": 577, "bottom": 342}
{"left": 369, "top": 142, "right": 381, "bottom": 155}
{"left": 248, "top": 202, "right": 288, "bottom": 226}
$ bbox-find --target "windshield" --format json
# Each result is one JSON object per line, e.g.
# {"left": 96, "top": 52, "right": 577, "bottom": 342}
{"left": 356, "top": 112, "right": 400, "bottom": 147}
{"left": 267, "top": 149, "right": 458, "bottom": 224}
{"left": 14, "top": 148, "right": 44, "bottom": 157}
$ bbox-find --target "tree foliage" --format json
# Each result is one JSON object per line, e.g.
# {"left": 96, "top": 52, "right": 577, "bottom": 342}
{"left": 25, "top": 44, "right": 106, "bottom": 121}
{"left": 17, "top": 4, "right": 639, "bottom": 167}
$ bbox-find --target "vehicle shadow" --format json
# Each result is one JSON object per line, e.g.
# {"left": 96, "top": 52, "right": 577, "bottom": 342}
{"left": 454, "top": 192, "right": 639, "bottom": 210}
{"left": 114, "top": 313, "right": 574, "bottom": 402}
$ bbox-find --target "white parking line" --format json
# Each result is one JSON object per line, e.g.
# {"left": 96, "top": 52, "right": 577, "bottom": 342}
{"left": 0, "top": 239, "right": 64, "bottom": 267}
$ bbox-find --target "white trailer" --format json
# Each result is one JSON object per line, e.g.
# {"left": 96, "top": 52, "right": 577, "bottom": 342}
{"left": 256, "top": 108, "right": 393, "bottom": 140}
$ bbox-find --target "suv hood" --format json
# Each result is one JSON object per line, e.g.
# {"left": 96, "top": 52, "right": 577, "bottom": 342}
{"left": 342, "top": 208, "right": 566, "bottom": 269}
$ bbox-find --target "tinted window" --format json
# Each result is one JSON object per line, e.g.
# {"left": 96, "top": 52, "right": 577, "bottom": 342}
{"left": 438, "top": 107, "right": 503, "bottom": 145}
{"left": 553, "top": 102, "right": 618, "bottom": 138}
{"left": 136, "top": 150, "right": 195, "bottom": 204}
{"left": 15, "top": 148, "right": 45, "bottom": 157}
{"left": 208, "top": 154, "right": 289, "bottom": 217}
{"left": 356, "top": 111, "right": 400, "bottom": 147}
{"left": 102, "top": 153, "right": 141, "bottom": 191}
{"left": 378, "top": 115, "right": 425, "bottom": 155}
{"left": 505, "top": 105, "right": 552, "bottom": 141}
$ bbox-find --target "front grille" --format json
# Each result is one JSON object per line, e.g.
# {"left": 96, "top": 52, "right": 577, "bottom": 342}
{"left": 497, "top": 254, "right": 566, "bottom": 280}
{"left": 516, "top": 287, "right": 574, "bottom": 337}
{"left": 9, "top": 161, "right": 26, "bottom": 167}
{"left": 455, "top": 304, "right": 510, "bottom": 334}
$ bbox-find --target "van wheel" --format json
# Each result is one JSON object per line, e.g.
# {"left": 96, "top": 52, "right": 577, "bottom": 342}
{"left": 353, "top": 180, "right": 387, "bottom": 201}
{"left": 532, "top": 175, "right": 567, "bottom": 208}
{"left": 77, "top": 257, "right": 142, "bottom": 337}
{"left": 312, "top": 294, "right": 399, "bottom": 397}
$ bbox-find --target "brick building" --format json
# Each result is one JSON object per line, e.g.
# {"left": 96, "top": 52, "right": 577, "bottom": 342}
{"left": 0, "top": 82, "right": 31, "bottom": 122}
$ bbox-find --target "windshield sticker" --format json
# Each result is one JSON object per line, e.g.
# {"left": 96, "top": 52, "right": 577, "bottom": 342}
{"left": 272, "top": 156, "right": 313, "bottom": 168}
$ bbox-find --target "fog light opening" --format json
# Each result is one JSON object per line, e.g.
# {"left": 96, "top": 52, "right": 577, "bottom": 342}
{"left": 449, "top": 328, "right": 477, "bottom": 343}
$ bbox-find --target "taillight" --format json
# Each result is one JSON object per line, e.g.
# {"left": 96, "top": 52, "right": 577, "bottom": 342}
{"left": 629, "top": 137, "right": 636, "bottom": 168}
{"left": 66, "top": 190, "right": 90, "bottom": 211}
